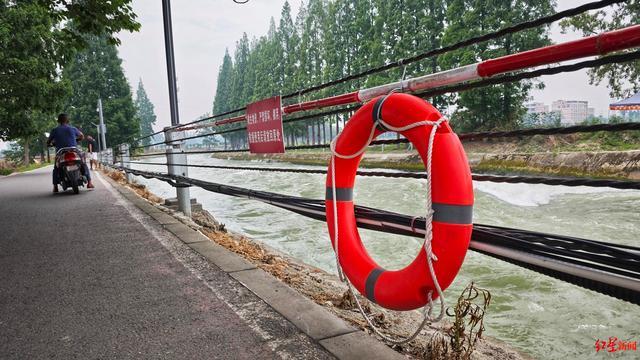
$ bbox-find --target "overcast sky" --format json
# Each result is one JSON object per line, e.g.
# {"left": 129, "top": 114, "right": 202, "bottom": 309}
{"left": 0, "top": 0, "right": 622, "bottom": 151}
{"left": 116, "top": 0, "right": 304, "bottom": 132}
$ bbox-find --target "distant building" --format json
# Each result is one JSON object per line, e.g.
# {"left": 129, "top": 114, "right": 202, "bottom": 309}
{"left": 551, "top": 100, "right": 594, "bottom": 125}
{"left": 525, "top": 102, "right": 549, "bottom": 114}
{"left": 609, "top": 90, "right": 640, "bottom": 121}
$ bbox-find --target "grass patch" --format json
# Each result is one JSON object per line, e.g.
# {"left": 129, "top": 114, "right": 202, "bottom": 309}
{"left": 16, "top": 161, "right": 53, "bottom": 172}
{"left": 0, "top": 161, "right": 52, "bottom": 176}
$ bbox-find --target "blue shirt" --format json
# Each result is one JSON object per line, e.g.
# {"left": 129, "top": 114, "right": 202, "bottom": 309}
{"left": 48, "top": 124, "right": 81, "bottom": 151}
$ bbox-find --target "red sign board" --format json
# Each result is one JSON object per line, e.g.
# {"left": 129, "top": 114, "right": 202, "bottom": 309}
{"left": 246, "top": 96, "right": 285, "bottom": 154}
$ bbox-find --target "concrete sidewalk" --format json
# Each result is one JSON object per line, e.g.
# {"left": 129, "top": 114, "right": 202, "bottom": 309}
{"left": 0, "top": 167, "right": 334, "bottom": 359}
{"left": 0, "top": 167, "right": 403, "bottom": 359}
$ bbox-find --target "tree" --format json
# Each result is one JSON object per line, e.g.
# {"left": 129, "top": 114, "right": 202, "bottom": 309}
{"left": 252, "top": 18, "right": 282, "bottom": 101}
{"left": 296, "top": 0, "right": 327, "bottom": 144}
{"left": 0, "top": 2, "right": 69, "bottom": 164}
{"left": 212, "top": 49, "right": 234, "bottom": 115}
{"left": 41, "top": 0, "right": 140, "bottom": 49}
{"left": 231, "top": 33, "right": 251, "bottom": 109}
{"left": 522, "top": 111, "right": 561, "bottom": 128}
{"left": 440, "top": 0, "right": 555, "bottom": 132}
{"left": 63, "top": 36, "right": 139, "bottom": 147}
{"left": 405, "top": 0, "right": 448, "bottom": 109}
{"left": 210, "top": 0, "right": 558, "bottom": 142}
{"left": 134, "top": 79, "right": 157, "bottom": 147}
{"left": 278, "top": 1, "right": 299, "bottom": 95}
{"left": 0, "top": 0, "right": 139, "bottom": 164}
{"left": 226, "top": 35, "right": 252, "bottom": 148}
{"left": 560, "top": 0, "right": 640, "bottom": 99}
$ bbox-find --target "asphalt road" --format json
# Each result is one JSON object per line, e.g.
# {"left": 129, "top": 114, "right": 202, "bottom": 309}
{"left": 0, "top": 167, "right": 332, "bottom": 359}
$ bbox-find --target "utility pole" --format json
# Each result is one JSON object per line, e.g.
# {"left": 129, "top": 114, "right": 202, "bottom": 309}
{"left": 92, "top": 123, "right": 103, "bottom": 152}
{"left": 162, "top": 0, "right": 180, "bottom": 126}
{"left": 162, "top": 0, "right": 191, "bottom": 216}
{"left": 97, "top": 98, "right": 107, "bottom": 150}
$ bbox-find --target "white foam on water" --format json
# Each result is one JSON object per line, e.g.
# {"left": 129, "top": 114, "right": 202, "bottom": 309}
{"left": 573, "top": 324, "right": 608, "bottom": 332}
{"left": 527, "top": 302, "right": 545, "bottom": 313}
{"left": 473, "top": 181, "right": 621, "bottom": 207}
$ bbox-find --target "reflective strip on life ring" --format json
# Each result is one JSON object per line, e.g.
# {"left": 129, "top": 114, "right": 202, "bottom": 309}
{"left": 325, "top": 93, "right": 474, "bottom": 311}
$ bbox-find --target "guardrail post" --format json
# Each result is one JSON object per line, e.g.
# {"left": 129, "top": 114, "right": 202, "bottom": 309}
{"left": 164, "top": 126, "right": 191, "bottom": 217}
{"left": 119, "top": 144, "right": 133, "bottom": 183}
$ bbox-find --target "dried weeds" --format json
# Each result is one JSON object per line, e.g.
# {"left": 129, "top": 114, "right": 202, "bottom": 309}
{"left": 103, "top": 168, "right": 163, "bottom": 203}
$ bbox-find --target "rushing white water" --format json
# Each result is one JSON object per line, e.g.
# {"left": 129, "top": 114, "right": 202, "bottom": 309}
{"left": 130, "top": 154, "right": 639, "bottom": 359}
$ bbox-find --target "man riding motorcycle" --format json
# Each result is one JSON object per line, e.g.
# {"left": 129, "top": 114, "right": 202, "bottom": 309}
{"left": 46, "top": 113, "right": 95, "bottom": 193}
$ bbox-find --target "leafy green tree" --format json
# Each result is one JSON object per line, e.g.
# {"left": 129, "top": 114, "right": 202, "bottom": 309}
{"left": 3, "top": 142, "right": 26, "bottom": 164}
{"left": 207, "top": 49, "right": 235, "bottom": 146}
{"left": 522, "top": 111, "right": 561, "bottom": 128}
{"left": 41, "top": 0, "right": 139, "bottom": 49}
{"left": 406, "top": 0, "right": 448, "bottom": 109}
{"left": 135, "top": 79, "right": 157, "bottom": 147}
{"left": 608, "top": 115, "right": 626, "bottom": 124}
{"left": 212, "top": 49, "right": 234, "bottom": 115}
{"left": 440, "top": 0, "right": 555, "bottom": 132}
{"left": 256, "top": 18, "right": 282, "bottom": 100}
{"left": 0, "top": 2, "right": 69, "bottom": 164}
{"left": 560, "top": 0, "right": 640, "bottom": 98}
{"left": 63, "top": 36, "right": 139, "bottom": 147}
{"left": 211, "top": 0, "right": 559, "bottom": 143}
{"left": 227, "top": 34, "right": 252, "bottom": 148}
{"left": 231, "top": 33, "right": 251, "bottom": 109}
{"left": 278, "top": 1, "right": 299, "bottom": 95}
{"left": 277, "top": 1, "right": 304, "bottom": 145}
{"left": 0, "top": 0, "right": 139, "bottom": 164}
{"left": 297, "top": 0, "right": 327, "bottom": 143}
{"left": 298, "top": 0, "right": 326, "bottom": 89}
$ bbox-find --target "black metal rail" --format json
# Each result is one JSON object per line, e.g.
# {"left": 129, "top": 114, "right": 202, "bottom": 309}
{"left": 112, "top": 165, "right": 640, "bottom": 306}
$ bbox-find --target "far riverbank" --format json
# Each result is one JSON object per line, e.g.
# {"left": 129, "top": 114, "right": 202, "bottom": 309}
{"left": 210, "top": 148, "right": 640, "bottom": 180}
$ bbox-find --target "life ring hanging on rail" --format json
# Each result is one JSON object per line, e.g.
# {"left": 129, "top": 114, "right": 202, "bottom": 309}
{"left": 325, "top": 93, "right": 474, "bottom": 311}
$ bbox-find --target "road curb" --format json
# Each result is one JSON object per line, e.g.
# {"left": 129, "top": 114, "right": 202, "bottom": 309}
{"left": 102, "top": 173, "right": 406, "bottom": 360}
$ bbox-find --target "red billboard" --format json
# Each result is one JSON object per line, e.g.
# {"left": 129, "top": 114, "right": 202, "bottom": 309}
{"left": 246, "top": 96, "right": 285, "bottom": 154}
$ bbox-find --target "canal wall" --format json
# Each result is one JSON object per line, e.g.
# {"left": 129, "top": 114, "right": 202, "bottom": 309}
{"left": 211, "top": 149, "right": 640, "bottom": 180}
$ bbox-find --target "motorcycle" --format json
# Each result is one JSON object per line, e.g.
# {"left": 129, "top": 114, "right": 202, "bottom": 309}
{"left": 55, "top": 147, "right": 88, "bottom": 194}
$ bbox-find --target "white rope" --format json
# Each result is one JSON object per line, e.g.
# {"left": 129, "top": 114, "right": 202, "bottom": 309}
{"left": 329, "top": 94, "right": 447, "bottom": 344}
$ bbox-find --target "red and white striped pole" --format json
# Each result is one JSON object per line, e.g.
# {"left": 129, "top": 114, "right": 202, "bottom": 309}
{"left": 357, "top": 24, "right": 640, "bottom": 102}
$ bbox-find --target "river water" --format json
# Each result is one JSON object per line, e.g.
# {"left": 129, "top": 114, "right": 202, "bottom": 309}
{"left": 129, "top": 154, "right": 639, "bottom": 359}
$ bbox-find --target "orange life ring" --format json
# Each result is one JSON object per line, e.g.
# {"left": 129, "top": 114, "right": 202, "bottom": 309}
{"left": 325, "top": 93, "right": 474, "bottom": 311}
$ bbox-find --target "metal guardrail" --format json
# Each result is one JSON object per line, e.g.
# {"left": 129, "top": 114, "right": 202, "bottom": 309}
{"left": 103, "top": 126, "right": 193, "bottom": 216}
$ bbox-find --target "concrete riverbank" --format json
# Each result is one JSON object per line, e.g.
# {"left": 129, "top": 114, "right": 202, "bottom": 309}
{"left": 209, "top": 149, "right": 640, "bottom": 180}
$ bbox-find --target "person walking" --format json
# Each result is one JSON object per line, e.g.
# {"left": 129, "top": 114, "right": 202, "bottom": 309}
{"left": 86, "top": 135, "right": 99, "bottom": 170}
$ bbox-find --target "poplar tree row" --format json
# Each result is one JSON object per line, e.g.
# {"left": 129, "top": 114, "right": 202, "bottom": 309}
{"left": 211, "top": 0, "right": 556, "bottom": 146}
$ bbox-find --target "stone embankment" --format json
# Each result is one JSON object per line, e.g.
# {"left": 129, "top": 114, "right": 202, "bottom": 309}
{"left": 212, "top": 149, "right": 640, "bottom": 179}
{"left": 469, "top": 150, "right": 640, "bottom": 179}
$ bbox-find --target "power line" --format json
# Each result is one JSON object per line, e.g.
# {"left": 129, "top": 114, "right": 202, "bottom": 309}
{"left": 150, "top": 51, "right": 640, "bottom": 147}
{"left": 110, "top": 165, "right": 640, "bottom": 305}
{"left": 416, "top": 50, "right": 640, "bottom": 100}
{"left": 280, "top": 0, "right": 627, "bottom": 99}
